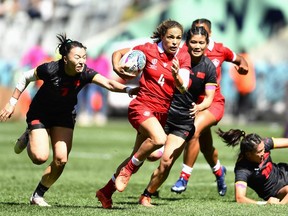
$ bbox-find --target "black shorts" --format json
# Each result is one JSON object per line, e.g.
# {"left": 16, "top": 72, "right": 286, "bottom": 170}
{"left": 164, "top": 122, "right": 195, "bottom": 141}
{"left": 271, "top": 163, "right": 288, "bottom": 197}
{"left": 26, "top": 109, "right": 76, "bottom": 130}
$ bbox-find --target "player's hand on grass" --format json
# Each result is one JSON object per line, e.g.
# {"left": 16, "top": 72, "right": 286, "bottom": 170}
{"left": 267, "top": 197, "right": 280, "bottom": 204}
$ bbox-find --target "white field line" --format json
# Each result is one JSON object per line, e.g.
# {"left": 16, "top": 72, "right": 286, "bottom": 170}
{"left": 69, "top": 151, "right": 234, "bottom": 171}
{"left": 69, "top": 151, "right": 112, "bottom": 160}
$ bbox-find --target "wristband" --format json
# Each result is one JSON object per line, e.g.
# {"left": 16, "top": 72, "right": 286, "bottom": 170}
{"left": 125, "top": 87, "right": 132, "bottom": 93}
{"left": 9, "top": 97, "right": 18, "bottom": 106}
{"left": 256, "top": 201, "right": 267, "bottom": 205}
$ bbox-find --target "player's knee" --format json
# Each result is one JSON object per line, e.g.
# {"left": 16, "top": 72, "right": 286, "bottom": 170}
{"left": 188, "top": 132, "right": 200, "bottom": 144}
{"left": 153, "top": 135, "right": 166, "bottom": 146}
{"left": 147, "top": 147, "right": 163, "bottom": 162}
{"left": 54, "top": 158, "right": 68, "bottom": 167}
{"left": 159, "top": 158, "right": 172, "bottom": 172}
{"left": 30, "top": 154, "right": 49, "bottom": 165}
{"left": 28, "top": 144, "right": 50, "bottom": 164}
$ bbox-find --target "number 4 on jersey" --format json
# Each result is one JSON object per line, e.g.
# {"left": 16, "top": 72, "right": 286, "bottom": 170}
{"left": 158, "top": 74, "right": 165, "bottom": 87}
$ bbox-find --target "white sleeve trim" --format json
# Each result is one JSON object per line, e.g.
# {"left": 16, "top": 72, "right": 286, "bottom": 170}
{"left": 178, "top": 68, "right": 190, "bottom": 89}
{"left": 15, "top": 69, "right": 37, "bottom": 92}
{"left": 232, "top": 52, "right": 237, "bottom": 62}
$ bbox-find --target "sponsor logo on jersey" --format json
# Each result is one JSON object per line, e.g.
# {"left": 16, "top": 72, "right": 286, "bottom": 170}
{"left": 148, "top": 58, "right": 158, "bottom": 70}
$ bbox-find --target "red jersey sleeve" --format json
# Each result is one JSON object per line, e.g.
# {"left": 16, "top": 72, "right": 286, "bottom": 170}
{"left": 214, "top": 42, "right": 236, "bottom": 62}
{"left": 177, "top": 47, "right": 191, "bottom": 70}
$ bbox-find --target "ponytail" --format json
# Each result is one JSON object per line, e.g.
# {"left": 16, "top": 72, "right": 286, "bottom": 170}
{"left": 217, "top": 128, "right": 263, "bottom": 157}
{"left": 216, "top": 128, "right": 244, "bottom": 147}
{"left": 56, "top": 33, "right": 86, "bottom": 58}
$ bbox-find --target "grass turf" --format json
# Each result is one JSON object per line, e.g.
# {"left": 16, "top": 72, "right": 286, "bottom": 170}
{"left": 1, "top": 119, "right": 288, "bottom": 216}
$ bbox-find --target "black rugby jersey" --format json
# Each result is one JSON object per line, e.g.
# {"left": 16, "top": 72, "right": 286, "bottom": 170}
{"left": 167, "top": 55, "right": 217, "bottom": 129}
{"left": 235, "top": 138, "right": 288, "bottom": 200}
{"left": 28, "top": 60, "right": 98, "bottom": 115}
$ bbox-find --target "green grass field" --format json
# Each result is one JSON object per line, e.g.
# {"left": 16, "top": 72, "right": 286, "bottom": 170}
{"left": 1, "top": 119, "right": 288, "bottom": 216}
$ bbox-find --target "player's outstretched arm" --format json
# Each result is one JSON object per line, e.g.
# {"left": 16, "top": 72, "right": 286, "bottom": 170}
{"left": 0, "top": 88, "right": 21, "bottom": 121}
{"left": 92, "top": 73, "right": 136, "bottom": 95}
{"left": 272, "top": 138, "right": 288, "bottom": 149}
{"left": 235, "top": 181, "right": 263, "bottom": 204}
{"left": 233, "top": 54, "right": 249, "bottom": 75}
{"left": 0, "top": 69, "right": 37, "bottom": 121}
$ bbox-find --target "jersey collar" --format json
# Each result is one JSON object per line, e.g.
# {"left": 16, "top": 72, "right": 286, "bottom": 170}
{"left": 158, "top": 41, "right": 165, "bottom": 53}
{"left": 207, "top": 38, "right": 215, "bottom": 51}
{"left": 157, "top": 41, "right": 179, "bottom": 56}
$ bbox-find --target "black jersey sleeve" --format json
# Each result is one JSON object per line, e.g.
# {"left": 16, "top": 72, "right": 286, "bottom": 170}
{"left": 264, "top": 138, "right": 274, "bottom": 151}
{"left": 36, "top": 62, "right": 49, "bottom": 80}
{"left": 203, "top": 57, "right": 217, "bottom": 85}
{"left": 36, "top": 61, "right": 60, "bottom": 81}
{"left": 83, "top": 67, "right": 98, "bottom": 83}
{"left": 235, "top": 164, "right": 251, "bottom": 183}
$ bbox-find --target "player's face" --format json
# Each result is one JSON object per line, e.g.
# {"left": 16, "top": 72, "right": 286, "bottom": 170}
{"left": 246, "top": 141, "right": 265, "bottom": 163}
{"left": 65, "top": 47, "right": 87, "bottom": 74}
{"left": 161, "top": 27, "right": 183, "bottom": 55}
{"left": 187, "top": 34, "right": 208, "bottom": 57}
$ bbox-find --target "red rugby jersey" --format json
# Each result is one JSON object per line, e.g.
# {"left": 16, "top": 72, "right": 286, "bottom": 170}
{"left": 133, "top": 42, "right": 191, "bottom": 113}
{"left": 205, "top": 39, "right": 236, "bottom": 86}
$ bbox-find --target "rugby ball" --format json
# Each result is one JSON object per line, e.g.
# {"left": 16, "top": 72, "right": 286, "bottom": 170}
{"left": 119, "top": 50, "right": 146, "bottom": 76}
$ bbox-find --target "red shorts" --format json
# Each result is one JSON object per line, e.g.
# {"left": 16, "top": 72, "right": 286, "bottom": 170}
{"left": 128, "top": 99, "right": 168, "bottom": 130}
{"left": 208, "top": 91, "right": 225, "bottom": 122}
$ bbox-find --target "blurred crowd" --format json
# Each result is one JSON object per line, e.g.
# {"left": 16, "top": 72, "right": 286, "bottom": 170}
{"left": 0, "top": 0, "right": 288, "bottom": 128}
{"left": 0, "top": 0, "right": 54, "bottom": 21}
{"left": 0, "top": 0, "right": 167, "bottom": 126}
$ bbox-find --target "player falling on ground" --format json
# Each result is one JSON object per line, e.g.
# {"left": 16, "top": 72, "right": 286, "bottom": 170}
{"left": 217, "top": 128, "right": 288, "bottom": 205}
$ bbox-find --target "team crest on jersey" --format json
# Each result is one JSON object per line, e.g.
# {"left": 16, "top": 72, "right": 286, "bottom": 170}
{"left": 143, "top": 111, "right": 151, "bottom": 116}
{"left": 211, "top": 59, "right": 220, "bottom": 68}
{"left": 148, "top": 59, "right": 158, "bottom": 70}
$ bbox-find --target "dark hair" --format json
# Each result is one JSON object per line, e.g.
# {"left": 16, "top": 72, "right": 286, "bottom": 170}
{"left": 191, "top": 18, "right": 212, "bottom": 32}
{"left": 56, "top": 33, "right": 87, "bottom": 59}
{"left": 216, "top": 128, "right": 262, "bottom": 158}
{"left": 185, "top": 26, "right": 209, "bottom": 45}
{"left": 151, "top": 19, "right": 184, "bottom": 43}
